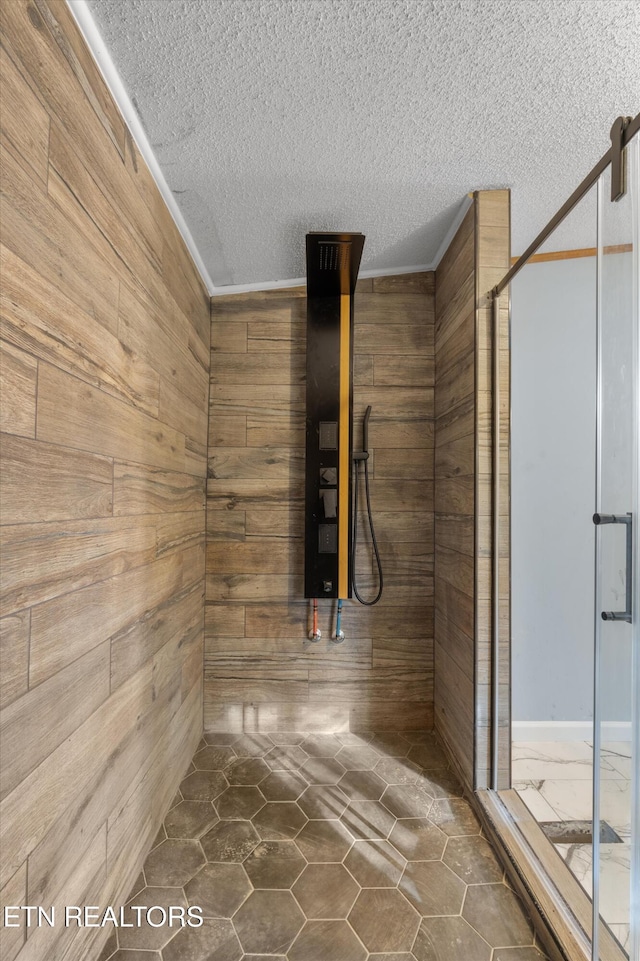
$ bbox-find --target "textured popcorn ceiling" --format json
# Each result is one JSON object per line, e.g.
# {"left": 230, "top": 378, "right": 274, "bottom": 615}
{"left": 85, "top": 0, "right": 639, "bottom": 289}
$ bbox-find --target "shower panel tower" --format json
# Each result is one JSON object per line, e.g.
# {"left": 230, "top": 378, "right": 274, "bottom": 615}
{"left": 304, "top": 232, "right": 365, "bottom": 599}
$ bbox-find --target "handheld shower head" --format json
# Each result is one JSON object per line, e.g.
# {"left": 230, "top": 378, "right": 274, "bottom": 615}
{"left": 362, "top": 405, "right": 372, "bottom": 454}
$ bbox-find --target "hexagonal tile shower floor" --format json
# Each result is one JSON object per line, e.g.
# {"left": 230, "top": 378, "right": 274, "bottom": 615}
{"left": 99, "top": 732, "right": 549, "bottom": 961}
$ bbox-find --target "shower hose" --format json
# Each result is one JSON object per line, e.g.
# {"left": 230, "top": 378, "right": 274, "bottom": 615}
{"left": 351, "top": 454, "right": 383, "bottom": 605}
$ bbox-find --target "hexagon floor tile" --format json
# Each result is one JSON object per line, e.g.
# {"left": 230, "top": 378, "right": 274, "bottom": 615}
{"left": 292, "top": 863, "right": 360, "bottom": 919}
{"left": 288, "top": 920, "right": 367, "bottom": 961}
{"left": 104, "top": 731, "right": 542, "bottom": 961}
{"left": 244, "top": 840, "right": 306, "bottom": 889}
{"left": 344, "top": 838, "right": 406, "bottom": 887}
{"left": 184, "top": 861, "right": 251, "bottom": 917}
{"left": 234, "top": 890, "right": 305, "bottom": 954}
{"left": 349, "top": 888, "right": 420, "bottom": 952}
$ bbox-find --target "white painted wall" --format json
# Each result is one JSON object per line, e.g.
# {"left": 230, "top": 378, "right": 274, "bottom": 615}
{"left": 511, "top": 250, "right": 634, "bottom": 725}
{"left": 511, "top": 255, "right": 597, "bottom": 723}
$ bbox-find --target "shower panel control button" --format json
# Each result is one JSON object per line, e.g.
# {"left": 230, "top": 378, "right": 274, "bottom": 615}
{"left": 319, "top": 524, "right": 337, "bottom": 554}
{"left": 320, "top": 468, "right": 337, "bottom": 486}
{"left": 320, "top": 489, "right": 337, "bottom": 518}
{"left": 319, "top": 422, "right": 338, "bottom": 450}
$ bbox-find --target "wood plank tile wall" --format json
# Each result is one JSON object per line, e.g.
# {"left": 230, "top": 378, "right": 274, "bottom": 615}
{"left": 205, "top": 273, "right": 435, "bottom": 733}
{"left": 0, "top": 4, "right": 210, "bottom": 960}
{"left": 474, "top": 190, "right": 511, "bottom": 790}
{"left": 433, "top": 190, "right": 510, "bottom": 792}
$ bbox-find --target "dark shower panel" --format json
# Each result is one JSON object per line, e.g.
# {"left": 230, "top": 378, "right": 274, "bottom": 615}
{"left": 304, "top": 231, "right": 365, "bottom": 599}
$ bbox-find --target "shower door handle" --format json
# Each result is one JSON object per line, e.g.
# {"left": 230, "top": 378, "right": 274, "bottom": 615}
{"left": 593, "top": 512, "right": 632, "bottom": 623}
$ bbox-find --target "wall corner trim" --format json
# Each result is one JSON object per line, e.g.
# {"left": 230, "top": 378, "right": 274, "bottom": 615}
{"left": 66, "top": 0, "right": 216, "bottom": 295}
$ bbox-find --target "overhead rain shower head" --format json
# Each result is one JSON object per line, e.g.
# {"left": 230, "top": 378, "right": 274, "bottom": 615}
{"left": 306, "top": 232, "right": 364, "bottom": 298}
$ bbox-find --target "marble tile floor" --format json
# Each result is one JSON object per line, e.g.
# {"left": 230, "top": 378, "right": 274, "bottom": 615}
{"left": 512, "top": 740, "right": 632, "bottom": 954}
{"left": 99, "top": 731, "right": 548, "bottom": 961}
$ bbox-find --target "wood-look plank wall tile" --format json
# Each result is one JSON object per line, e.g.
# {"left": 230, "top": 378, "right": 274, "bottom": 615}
{"left": 366, "top": 511, "right": 433, "bottom": 545}
{"left": 210, "top": 384, "right": 305, "bottom": 416}
{"left": 434, "top": 272, "right": 474, "bottom": 351}
{"left": 21, "top": 824, "right": 107, "bottom": 961}
{"left": 118, "top": 282, "right": 207, "bottom": 411}
{"left": 113, "top": 462, "right": 205, "bottom": 515}
{"left": 0, "top": 433, "right": 113, "bottom": 524}
{"left": 373, "top": 448, "right": 434, "bottom": 480}
{"left": 309, "top": 668, "right": 431, "bottom": 702}
{"left": 356, "top": 324, "right": 431, "bottom": 354}
{"left": 351, "top": 701, "right": 432, "bottom": 732}
{"left": 0, "top": 5, "right": 208, "bottom": 956}
{"left": 29, "top": 552, "right": 184, "bottom": 687}
{"left": 0, "top": 859, "right": 27, "bottom": 961}
{"left": 0, "top": 517, "right": 158, "bottom": 618}
{"left": 0, "top": 641, "right": 110, "bottom": 801}
{"left": 206, "top": 539, "right": 303, "bottom": 575}
{"left": 435, "top": 514, "right": 474, "bottom": 555}
{"left": 210, "top": 352, "right": 305, "bottom": 385}
{"left": 0, "top": 661, "right": 148, "bottom": 889}
{"left": 205, "top": 274, "right": 435, "bottom": 732}
{"left": 434, "top": 307, "right": 475, "bottom": 379}
{"left": 435, "top": 394, "right": 475, "bottom": 448}
{"left": 372, "top": 272, "right": 435, "bottom": 295}
{"left": 26, "top": 664, "right": 182, "bottom": 917}
{"left": 34, "top": 0, "right": 126, "bottom": 158}
{"left": 0, "top": 45, "right": 50, "bottom": 191}
{"left": 161, "top": 241, "right": 210, "bottom": 349}
{"left": 209, "top": 414, "right": 247, "bottom": 448}
{"left": 159, "top": 375, "right": 208, "bottom": 455}
{"left": 205, "top": 603, "right": 245, "bottom": 638}
{"left": 434, "top": 576, "right": 474, "bottom": 640}
{"left": 354, "top": 354, "right": 374, "bottom": 386}
{"left": 208, "top": 446, "right": 303, "bottom": 481}
{"left": 245, "top": 412, "right": 305, "bottom": 448}
{"left": 435, "top": 348, "right": 474, "bottom": 419}
{"left": 356, "top": 292, "right": 433, "bottom": 323}
{"left": 1, "top": 139, "right": 119, "bottom": 336}
{"left": 0, "top": 340, "right": 37, "bottom": 438}
{"left": 434, "top": 203, "right": 477, "bottom": 789}
{"left": 434, "top": 434, "right": 474, "bottom": 478}
{"left": 434, "top": 610, "right": 474, "bottom": 684}
{"left": 207, "top": 478, "right": 304, "bottom": 510}
{"left": 374, "top": 354, "right": 434, "bottom": 387}
{"left": 435, "top": 207, "right": 474, "bottom": 308}
{"left": 245, "top": 508, "right": 303, "bottom": 539}
{"left": 246, "top": 320, "right": 304, "bottom": 351}
{"left": 368, "top": 479, "right": 434, "bottom": 513}
{"left": 112, "top": 582, "right": 203, "bottom": 694}
{"left": 372, "top": 636, "right": 432, "bottom": 669}
{"left": 435, "top": 475, "right": 475, "bottom": 516}
{"left": 36, "top": 362, "right": 186, "bottom": 474}
{"left": 48, "top": 119, "right": 162, "bottom": 283}
{"left": 434, "top": 643, "right": 474, "bottom": 784}
{"left": 1, "top": 244, "right": 161, "bottom": 417}
{"left": 206, "top": 510, "right": 246, "bottom": 541}
{"left": 340, "top": 602, "right": 433, "bottom": 640}
{"left": 0, "top": 610, "right": 30, "bottom": 711}
{"left": 211, "top": 321, "right": 248, "bottom": 353}
{"left": 205, "top": 635, "right": 371, "bottom": 670}
{"left": 156, "top": 513, "right": 206, "bottom": 560}
{"left": 205, "top": 670, "right": 309, "bottom": 703}
{"left": 475, "top": 188, "right": 510, "bottom": 227}
{"left": 207, "top": 573, "right": 303, "bottom": 603}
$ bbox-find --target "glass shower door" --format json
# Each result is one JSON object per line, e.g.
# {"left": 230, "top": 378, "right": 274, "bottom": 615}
{"left": 593, "top": 134, "right": 639, "bottom": 960}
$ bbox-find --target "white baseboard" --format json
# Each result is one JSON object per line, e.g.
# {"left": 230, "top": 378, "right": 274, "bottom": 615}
{"left": 512, "top": 720, "right": 632, "bottom": 742}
